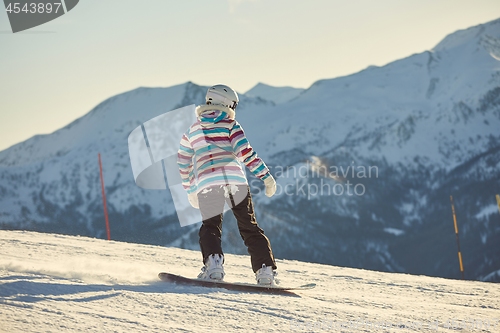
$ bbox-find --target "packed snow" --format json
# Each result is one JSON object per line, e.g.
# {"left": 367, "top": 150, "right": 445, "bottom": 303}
{"left": 1, "top": 230, "right": 499, "bottom": 332}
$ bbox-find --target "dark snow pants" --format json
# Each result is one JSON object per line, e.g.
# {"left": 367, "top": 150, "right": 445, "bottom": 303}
{"left": 198, "top": 185, "right": 276, "bottom": 273}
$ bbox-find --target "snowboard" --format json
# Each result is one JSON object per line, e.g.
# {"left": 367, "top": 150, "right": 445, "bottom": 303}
{"left": 158, "top": 272, "right": 316, "bottom": 294}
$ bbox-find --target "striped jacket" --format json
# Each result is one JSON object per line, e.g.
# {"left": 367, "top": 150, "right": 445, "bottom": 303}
{"left": 177, "top": 104, "right": 270, "bottom": 194}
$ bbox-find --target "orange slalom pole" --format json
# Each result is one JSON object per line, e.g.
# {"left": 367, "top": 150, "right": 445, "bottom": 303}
{"left": 98, "top": 153, "right": 111, "bottom": 241}
{"left": 496, "top": 195, "right": 500, "bottom": 213}
{"left": 450, "top": 195, "right": 464, "bottom": 280}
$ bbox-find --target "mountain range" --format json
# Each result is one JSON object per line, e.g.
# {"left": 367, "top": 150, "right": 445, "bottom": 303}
{"left": 1, "top": 18, "right": 499, "bottom": 282}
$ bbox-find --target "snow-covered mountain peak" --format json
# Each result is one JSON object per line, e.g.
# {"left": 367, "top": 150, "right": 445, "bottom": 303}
{"left": 244, "top": 82, "right": 305, "bottom": 104}
{"left": 432, "top": 18, "right": 500, "bottom": 53}
{"left": 245, "top": 18, "right": 500, "bottom": 170}
{"left": 0, "top": 83, "right": 201, "bottom": 167}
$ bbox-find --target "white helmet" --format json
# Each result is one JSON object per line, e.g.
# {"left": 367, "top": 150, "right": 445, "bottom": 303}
{"left": 206, "top": 84, "right": 239, "bottom": 110}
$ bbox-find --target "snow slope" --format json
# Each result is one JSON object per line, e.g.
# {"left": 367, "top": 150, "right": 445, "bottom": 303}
{"left": 1, "top": 230, "right": 499, "bottom": 333}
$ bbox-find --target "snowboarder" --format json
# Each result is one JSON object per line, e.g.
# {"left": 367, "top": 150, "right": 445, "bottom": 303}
{"left": 177, "top": 84, "right": 278, "bottom": 285}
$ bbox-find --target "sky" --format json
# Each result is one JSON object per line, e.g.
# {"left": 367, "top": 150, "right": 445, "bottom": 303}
{"left": 0, "top": 0, "right": 499, "bottom": 152}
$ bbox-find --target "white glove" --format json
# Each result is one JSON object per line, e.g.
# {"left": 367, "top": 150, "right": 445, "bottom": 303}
{"left": 263, "top": 175, "right": 276, "bottom": 197}
{"left": 188, "top": 192, "right": 199, "bottom": 209}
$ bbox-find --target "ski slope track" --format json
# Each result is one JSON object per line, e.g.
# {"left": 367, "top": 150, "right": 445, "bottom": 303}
{"left": 1, "top": 231, "right": 499, "bottom": 332}
{"left": 1, "top": 19, "right": 500, "bottom": 282}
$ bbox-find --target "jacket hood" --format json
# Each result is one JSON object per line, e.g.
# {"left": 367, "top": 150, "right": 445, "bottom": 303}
{"left": 195, "top": 104, "right": 235, "bottom": 127}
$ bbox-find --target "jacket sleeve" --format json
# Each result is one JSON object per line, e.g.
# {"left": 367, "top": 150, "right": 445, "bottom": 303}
{"left": 229, "top": 121, "right": 270, "bottom": 180}
{"left": 177, "top": 132, "right": 196, "bottom": 193}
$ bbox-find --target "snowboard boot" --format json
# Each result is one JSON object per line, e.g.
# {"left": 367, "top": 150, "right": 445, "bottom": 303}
{"left": 255, "top": 264, "right": 277, "bottom": 286}
{"left": 197, "top": 254, "right": 225, "bottom": 281}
